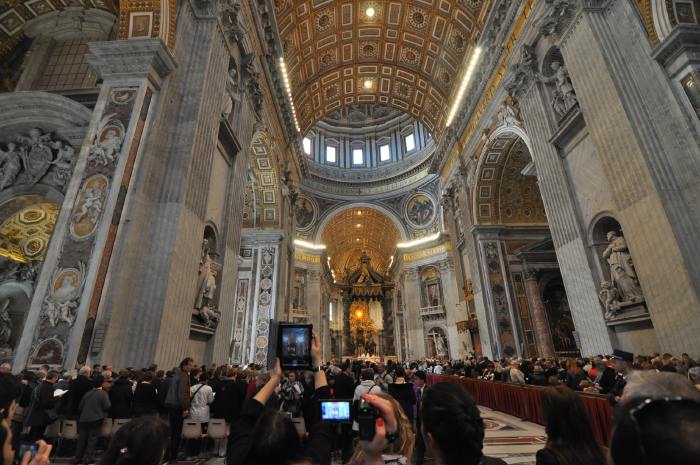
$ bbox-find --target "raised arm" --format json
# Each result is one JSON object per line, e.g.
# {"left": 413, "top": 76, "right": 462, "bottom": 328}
{"left": 253, "top": 359, "right": 283, "bottom": 406}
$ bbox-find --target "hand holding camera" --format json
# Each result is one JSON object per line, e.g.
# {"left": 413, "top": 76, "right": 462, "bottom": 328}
{"left": 19, "top": 440, "right": 51, "bottom": 465}
{"left": 358, "top": 393, "right": 399, "bottom": 460}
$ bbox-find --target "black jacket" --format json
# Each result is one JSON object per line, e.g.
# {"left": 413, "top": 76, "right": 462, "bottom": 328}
{"left": 529, "top": 373, "right": 548, "bottom": 386}
{"left": 388, "top": 382, "right": 416, "bottom": 423}
{"left": 133, "top": 382, "right": 159, "bottom": 416}
{"left": 109, "top": 377, "right": 134, "bottom": 418}
{"left": 24, "top": 381, "right": 55, "bottom": 427}
{"left": 67, "top": 376, "right": 93, "bottom": 417}
{"left": 227, "top": 386, "right": 334, "bottom": 465}
{"left": 211, "top": 379, "right": 246, "bottom": 421}
{"left": 333, "top": 372, "right": 355, "bottom": 399}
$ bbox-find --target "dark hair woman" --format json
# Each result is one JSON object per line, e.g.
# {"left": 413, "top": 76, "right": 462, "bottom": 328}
{"left": 536, "top": 385, "right": 606, "bottom": 465}
{"left": 98, "top": 416, "right": 169, "bottom": 465}
{"left": 227, "top": 332, "right": 334, "bottom": 465}
{"left": 420, "top": 382, "right": 506, "bottom": 465}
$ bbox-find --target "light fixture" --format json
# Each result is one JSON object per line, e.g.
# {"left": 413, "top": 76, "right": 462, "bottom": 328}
{"left": 397, "top": 232, "right": 441, "bottom": 249}
{"left": 294, "top": 239, "right": 326, "bottom": 250}
{"left": 366, "top": 6, "right": 375, "bottom": 17}
{"left": 356, "top": 309, "right": 364, "bottom": 318}
{"left": 446, "top": 46, "right": 483, "bottom": 127}
{"left": 356, "top": 223, "right": 362, "bottom": 228}
{"left": 279, "top": 57, "right": 301, "bottom": 132}
{"left": 356, "top": 238, "right": 361, "bottom": 242}
{"left": 363, "top": 79, "right": 373, "bottom": 89}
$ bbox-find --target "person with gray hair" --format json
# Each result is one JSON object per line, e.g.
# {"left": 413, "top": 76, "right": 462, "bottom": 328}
{"left": 67, "top": 366, "right": 94, "bottom": 419}
{"left": 610, "top": 370, "right": 700, "bottom": 465}
{"left": 619, "top": 370, "right": 700, "bottom": 405}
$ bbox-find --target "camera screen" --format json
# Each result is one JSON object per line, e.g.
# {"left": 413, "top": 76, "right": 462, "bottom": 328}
{"left": 279, "top": 325, "right": 311, "bottom": 368}
{"left": 320, "top": 400, "right": 351, "bottom": 421}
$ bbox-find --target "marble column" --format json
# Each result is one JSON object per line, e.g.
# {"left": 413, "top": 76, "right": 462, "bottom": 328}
{"left": 523, "top": 270, "right": 555, "bottom": 358}
{"left": 518, "top": 72, "right": 613, "bottom": 357}
{"left": 241, "top": 231, "right": 283, "bottom": 366}
{"left": 402, "top": 268, "right": 424, "bottom": 359}
{"left": 558, "top": 0, "right": 700, "bottom": 355}
{"left": 382, "top": 290, "right": 395, "bottom": 356}
{"left": 13, "top": 39, "right": 175, "bottom": 370}
{"left": 473, "top": 229, "right": 521, "bottom": 359}
{"left": 342, "top": 295, "right": 353, "bottom": 356}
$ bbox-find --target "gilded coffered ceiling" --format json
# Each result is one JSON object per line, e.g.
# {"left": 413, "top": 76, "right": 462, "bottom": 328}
{"left": 273, "top": 0, "right": 490, "bottom": 141}
{"left": 474, "top": 134, "right": 546, "bottom": 225}
{"left": 321, "top": 207, "right": 400, "bottom": 279}
{"left": 0, "top": 0, "right": 116, "bottom": 60}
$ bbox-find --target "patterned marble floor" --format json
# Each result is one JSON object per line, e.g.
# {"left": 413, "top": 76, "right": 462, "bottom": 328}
{"left": 479, "top": 407, "right": 545, "bottom": 465}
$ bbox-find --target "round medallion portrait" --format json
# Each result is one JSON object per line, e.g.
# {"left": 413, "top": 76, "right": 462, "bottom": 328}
{"left": 295, "top": 196, "right": 316, "bottom": 231}
{"left": 405, "top": 193, "right": 436, "bottom": 228}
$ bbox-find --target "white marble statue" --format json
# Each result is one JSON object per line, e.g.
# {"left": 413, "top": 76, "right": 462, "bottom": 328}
{"left": 74, "top": 186, "right": 105, "bottom": 225}
{"left": 435, "top": 335, "right": 447, "bottom": 357}
{"left": 599, "top": 281, "right": 621, "bottom": 320}
{"left": 88, "top": 130, "right": 123, "bottom": 166}
{"left": 541, "top": 61, "right": 578, "bottom": 117}
{"left": 0, "top": 143, "right": 22, "bottom": 190}
{"left": 42, "top": 263, "right": 86, "bottom": 328}
{"left": 497, "top": 102, "right": 521, "bottom": 127}
{"left": 603, "top": 231, "right": 644, "bottom": 302}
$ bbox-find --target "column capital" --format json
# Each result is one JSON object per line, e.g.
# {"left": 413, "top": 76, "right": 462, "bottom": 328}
{"left": 88, "top": 39, "right": 176, "bottom": 87}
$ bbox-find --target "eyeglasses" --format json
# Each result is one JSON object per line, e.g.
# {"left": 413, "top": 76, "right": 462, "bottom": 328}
{"left": 626, "top": 397, "right": 700, "bottom": 465}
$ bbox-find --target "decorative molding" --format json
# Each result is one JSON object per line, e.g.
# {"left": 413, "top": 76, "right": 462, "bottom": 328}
{"left": 87, "top": 38, "right": 176, "bottom": 88}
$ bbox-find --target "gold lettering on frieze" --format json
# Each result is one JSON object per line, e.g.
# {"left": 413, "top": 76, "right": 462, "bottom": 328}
{"left": 294, "top": 251, "right": 321, "bottom": 264}
{"left": 402, "top": 242, "right": 452, "bottom": 262}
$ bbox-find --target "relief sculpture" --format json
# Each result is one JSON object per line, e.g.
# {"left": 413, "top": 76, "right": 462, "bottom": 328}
{"left": 42, "top": 262, "right": 86, "bottom": 327}
{"left": 0, "top": 129, "right": 77, "bottom": 193}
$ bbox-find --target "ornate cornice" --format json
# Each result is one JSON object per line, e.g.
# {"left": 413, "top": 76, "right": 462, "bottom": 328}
{"left": 87, "top": 38, "right": 176, "bottom": 87}
{"left": 432, "top": 0, "right": 531, "bottom": 176}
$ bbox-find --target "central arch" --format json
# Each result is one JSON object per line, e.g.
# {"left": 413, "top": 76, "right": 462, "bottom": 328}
{"left": 320, "top": 206, "right": 402, "bottom": 280}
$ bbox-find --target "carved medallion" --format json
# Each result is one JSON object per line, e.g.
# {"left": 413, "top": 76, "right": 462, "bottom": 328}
{"left": 70, "top": 174, "right": 109, "bottom": 240}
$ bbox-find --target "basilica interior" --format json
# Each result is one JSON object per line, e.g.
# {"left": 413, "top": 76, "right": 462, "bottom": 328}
{"left": 1, "top": 0, "right": 700, "bottom": 372}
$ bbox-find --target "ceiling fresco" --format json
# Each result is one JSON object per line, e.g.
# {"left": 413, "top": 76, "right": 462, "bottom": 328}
{"left": 273, "top": 0, "right": 490, "bottom": 141}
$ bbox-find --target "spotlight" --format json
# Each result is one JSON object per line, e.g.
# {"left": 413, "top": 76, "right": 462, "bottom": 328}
{"left": 366, "top": 7, "right": 375, "bottom": 17}
{"left": 363, "top": 79, "right": 373, "bottom": 89}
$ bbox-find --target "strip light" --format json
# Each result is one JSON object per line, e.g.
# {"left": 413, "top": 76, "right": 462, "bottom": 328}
{"left": 279, "top": 57, "right": 301, "bottom": 132}
{"left": 446, "top": 47, "right": 482, "bottom": 127}
{"left": 294, "top": 239, "right": 326, "bottom": 250}
{"left": 396, "top": 232, "right": 441, "bottom": 249}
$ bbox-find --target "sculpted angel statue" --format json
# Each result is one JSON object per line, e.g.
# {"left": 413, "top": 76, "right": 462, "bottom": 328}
{"left": 0, "top": 142, "right": 22, "bottom": 190}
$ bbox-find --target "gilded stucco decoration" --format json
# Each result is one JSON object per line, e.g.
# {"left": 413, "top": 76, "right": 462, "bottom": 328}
{"left": 0, "top": 0, "right": 117, "bottom": 60}
{"left": 273, "top": 0, "right": 488, "bottom": 141}
{"left": 118, "top": 0, "right": 177, "bottom": 50}
{"left": 0, "top": 202, "right": 59, "bottom": 263}
{"left": 474, "top": 134, "right": 546, "bottom": 225}
{"left": 248, "top": 131, "right": 282, "bottom": 228}
{"left": 321, "top": 207, "right": 400, "bottom": 279}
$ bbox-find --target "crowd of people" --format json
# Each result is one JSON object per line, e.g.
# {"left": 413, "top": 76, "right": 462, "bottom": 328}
{"left": 0, "top": 342, "right": 699, "bottom": 465}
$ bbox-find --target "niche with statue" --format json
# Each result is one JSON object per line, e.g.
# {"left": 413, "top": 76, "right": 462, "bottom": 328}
{"left": 590, "top": 216, "right": 647, "bottom": 323}
{"left": 192, "top": 226, "right": 223, "bottom": 333}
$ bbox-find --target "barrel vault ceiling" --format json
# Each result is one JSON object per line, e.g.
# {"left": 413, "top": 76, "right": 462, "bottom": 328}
{"left": 273, "top": 0, "right": 491, "bottom": 142}
{"left": 320, "top": 207, "right": 400, "bottom": 279}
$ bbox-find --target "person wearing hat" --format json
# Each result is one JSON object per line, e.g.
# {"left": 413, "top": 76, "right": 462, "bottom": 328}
{"left": 608, "top": 349, "right": 634, "bottom": 405}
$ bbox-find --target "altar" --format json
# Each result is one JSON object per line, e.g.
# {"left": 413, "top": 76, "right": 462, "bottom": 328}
{"left": 337, "top": 252, "right": 396, "bottom": 359}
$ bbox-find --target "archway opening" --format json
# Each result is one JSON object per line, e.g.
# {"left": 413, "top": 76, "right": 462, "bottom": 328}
{"left": 471, "top": 133, "right": 578, "bottom": 359}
